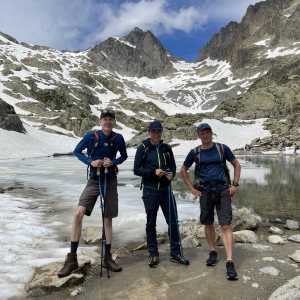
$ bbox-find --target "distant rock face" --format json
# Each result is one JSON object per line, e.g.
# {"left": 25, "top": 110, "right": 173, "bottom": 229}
{"left": 0, "top": 98, "right": 25, "bottom": 133}
{"left": 88, "top": 27, "right": 174, "bottom": 78}
{"left": 199, "top": 0, "right": 296, "bottom": 68}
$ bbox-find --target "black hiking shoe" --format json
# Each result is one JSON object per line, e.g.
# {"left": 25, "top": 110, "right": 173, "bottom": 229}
{"left": 206, "top": 250, "right": 218, "bottom": 266}
{"left": 57, "top": 253, "right": 79, "bottom": 278}
{"left": 170, "top": 254, "right": 190, "bottom": 265}
{"left": 104, "top": 254, "right": 122, "bottom": 272}
{"left": 148, "top": 256, "right": 160, "bottom": 268}
{"left": 226, "top": 261, "right": 238, "bottom": 280}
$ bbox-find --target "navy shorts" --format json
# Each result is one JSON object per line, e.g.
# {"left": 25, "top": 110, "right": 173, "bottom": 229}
{"left": 199, "top": 189, "right": 232, "bottom": 225}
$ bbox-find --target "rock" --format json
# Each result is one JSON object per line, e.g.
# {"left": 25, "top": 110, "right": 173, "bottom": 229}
{"left": 112, "top": 247, "right": 131, "bottom": 260}
{"left": 269, "top": 226, "right": 283, "bottom": 235}
{"left": 289, "top": 250, "right": 300, "bottom": 263}
{"left": 82, "top": 226, "right": 101, "bottom": 244}
{"left": 268, "top": 235, "right": 285, "bottom": 245}
{"left": 259, "top": 266, "right": 280, "bottom": 276}
{"left": 88, "top": 27, "right": 174, "bottom": 78}
{"left": 26, "top": 260, "right": 90, "bottom": 297}
{"left": 288, "top": 235, "right": 300, "bottom": 243}
{"left": 233, "top": 230, "right": 258, "bottom": 243}
{"left": 232, "top": 207, "right": 262, "bottom": 231}
{"left": 181, "top": 236, "right": 201, "bottom": 248}
{"left": 133, "top": 234, "right": 166, "bottom": 251}
{"left": 285, "top": 220, "right": 299, "bottom": 230}
{"left": 252, "top": 282, "right": 259, "bottom": 289}
{"left": 269, "top": 275, "right": 300, "bottom": 300}
{"left": 0, "top": 98, "right": 25, "bottom": 133}
{"left": 70, "top": 286, "right": 82, "bottom": 297}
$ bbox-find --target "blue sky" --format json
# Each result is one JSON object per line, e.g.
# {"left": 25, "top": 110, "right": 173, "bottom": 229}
{"left": 0, "top": 0, "right": 261, "bottom": 61}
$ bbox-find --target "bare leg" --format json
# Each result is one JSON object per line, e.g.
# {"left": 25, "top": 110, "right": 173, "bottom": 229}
{"left": 71, "top": 206, "right": 86, "bottom": 242}
{"left": 221, "top": 225, "right": 233, "bottom": 261}
{"left": 104, "top": 217, "right": 112, "bottom": 244}
{"left": 205, "top": 224, "right": 216, "bottom": 251}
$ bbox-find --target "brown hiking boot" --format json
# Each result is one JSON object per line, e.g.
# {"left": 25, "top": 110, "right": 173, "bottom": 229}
{"left": 57, "top": 253, "right": 79, "bottom": 278}
{"left": 104, "top": 254, "right": 122, "bottom": 272}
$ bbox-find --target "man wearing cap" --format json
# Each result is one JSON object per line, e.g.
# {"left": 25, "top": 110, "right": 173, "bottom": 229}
{"left": 180, "top": 123, "right": 241, "bottom": 280}
{"left": 58, "top": 110, "right": 128, "bottom": 277}
{"left": 134, "top": 120, "right": 189, "bottom": 268}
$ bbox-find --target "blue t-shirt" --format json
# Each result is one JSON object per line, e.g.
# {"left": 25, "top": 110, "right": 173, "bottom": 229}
{"left": 183, "top": 143, "right": 235, "bottom": 184}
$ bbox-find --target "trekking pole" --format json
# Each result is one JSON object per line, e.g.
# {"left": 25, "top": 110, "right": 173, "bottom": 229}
{"left": 98, "top": 167, "right": 110, "bottom": 279}
{"left": 168, "top": 184, "right": 185, "bottom": 257}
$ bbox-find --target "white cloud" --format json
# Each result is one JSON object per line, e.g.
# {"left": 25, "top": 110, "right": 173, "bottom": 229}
{"left": 86, "top": 0, "right": 207, "bottom": 44}
{"left": 0, "top": 0, "right": 263, "bottom": 50}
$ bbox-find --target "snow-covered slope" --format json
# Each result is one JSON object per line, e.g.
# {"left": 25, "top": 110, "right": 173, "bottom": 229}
{"left": 0, "top": 0, "right": 299, "bottom": 158}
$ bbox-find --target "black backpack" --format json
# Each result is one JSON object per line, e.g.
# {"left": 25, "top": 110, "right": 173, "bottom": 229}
{"left": 192, "top": 143, "right": 231, "bottom": 187}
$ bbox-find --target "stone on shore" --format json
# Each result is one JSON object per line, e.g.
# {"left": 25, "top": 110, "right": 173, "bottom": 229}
{"left": 232, "top": 207, "right": 262, "bottom": 231}
{"left": 269, "top": 226, "right": 284, "bottom": 235}
{"left": 26, "top": 261, "right": 90, "bottom": 297}
{"left": 259, "top": 266, "right": 280, "bottom": 276}
{"left": 285, "top": 220, "right": 299, "bottom": 230}
{"left": 288, "top": 250, "right": 300, "bottom": 263}
{"left": 233, "top": 230, "right": 258, "bottom": 243}
{"left": 268, "top": 235, "right": 285, "bottom": 245}
{"left": 287, "top": 234, "right": 300, "bottom": 243}
{"left": 268, "top": 276, "right": 300, "bottom": 300}
{"left": 82, "top": 226, "right": 101, "bottom": 244}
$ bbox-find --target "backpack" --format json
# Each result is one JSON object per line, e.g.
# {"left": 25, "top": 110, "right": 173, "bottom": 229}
{"left": 192, "top": 143, "right": 231, "bottom": 187}
{"left": 86, "top": 130, "right": 118, "bottom": 179}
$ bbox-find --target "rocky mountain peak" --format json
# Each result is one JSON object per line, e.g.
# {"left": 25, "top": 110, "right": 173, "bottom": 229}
{"left": 199, "top": 0, "right": 299, "bottom": 68}
{"left": 88, "top": 28, "right": 174, "bottom": 78}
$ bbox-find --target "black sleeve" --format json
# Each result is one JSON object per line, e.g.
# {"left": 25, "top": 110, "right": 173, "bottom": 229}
{"left": 168, "top": 146, "right": 176, "bottom": 178}
{"left": 133, "top": 145, "right": 155, "bottom": 178}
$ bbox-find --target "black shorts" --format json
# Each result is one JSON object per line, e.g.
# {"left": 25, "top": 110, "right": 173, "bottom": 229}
{"left": 200, "top": 189, "right": 232, "bottom": 225}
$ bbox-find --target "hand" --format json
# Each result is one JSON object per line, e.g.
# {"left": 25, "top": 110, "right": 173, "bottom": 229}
{"left": 103, "top": 157, "right": 113, "bottom": 168}
{"left": 91, "top": 159, "right": 103, "bottom": 168}
{"left": 191, "top": 188, "right": 201, "bottom": 200}
{"left": 228, "top": 186, "right": 238, "bottom": 197}
{"left": 165, "top": 174, "right": 173, "bottom": 181}
{"left": 155, "top": 169, "right": 165, "bottom": 177}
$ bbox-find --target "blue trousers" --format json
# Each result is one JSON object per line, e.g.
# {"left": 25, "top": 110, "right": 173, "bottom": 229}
{"left": 142, "top": 186, "right": 181, "bottom": 257}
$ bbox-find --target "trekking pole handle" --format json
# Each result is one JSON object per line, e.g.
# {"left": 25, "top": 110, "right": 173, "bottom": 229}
{"left": 105, "top": 167, "right": 108, "bottom": 174}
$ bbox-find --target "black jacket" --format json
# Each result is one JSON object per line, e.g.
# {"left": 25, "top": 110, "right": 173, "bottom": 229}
{"left": 133, "top": 138, "right": 176, "bottom": 191}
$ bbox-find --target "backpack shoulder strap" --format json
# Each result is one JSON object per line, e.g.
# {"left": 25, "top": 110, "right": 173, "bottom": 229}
{"left": 192, "top": 146, "right": 201, "bottom": 164}
{"left": 93, "top": 130, "right": 101, "bottom": 147}
{"left": 141, "top": 142, "right": 150, "bottom": 159}
{"left": 215, "top": 143, "right": 225, "bottom": 161}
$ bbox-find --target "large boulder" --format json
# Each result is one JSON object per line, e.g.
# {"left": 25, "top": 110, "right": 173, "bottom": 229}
{"left": 288, "top": 234, "right": 300, "bottom": 243}
{"left": 269, "top": 275, "right": 300, "bottom": 300}
{"left": 268, "top": 235, "right": 285, "bottom": 245}
{"left": 232, "top": 207, "right": 262, "bottom": 231}
{"left": 26, "top": 247, "right": 98, "bottom": 297}
{"left": 289, "top": 250, "right": 300, "bottom": 263}
{"left": 233, "top": 230, "right": 258, "bottom": 243}
{"left": 0, "top": 98, "right": 25, "bottom": 133}
{"left": 285, "top": 219, "right": 299, "bottom": 230}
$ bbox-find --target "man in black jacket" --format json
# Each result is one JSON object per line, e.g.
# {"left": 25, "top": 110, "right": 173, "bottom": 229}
{"left": 134, "top": 120, "right": 189, "bottom": 268}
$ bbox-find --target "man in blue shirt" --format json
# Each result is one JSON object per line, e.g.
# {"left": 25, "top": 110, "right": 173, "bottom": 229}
{"left": 180, "top": 123, "right": 241, "bottom": 280}
{"left": 58, "top": 110, "right": 128, "bottom": 277}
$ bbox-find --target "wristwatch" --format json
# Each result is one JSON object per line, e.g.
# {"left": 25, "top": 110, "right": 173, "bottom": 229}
{"left": 232, "top": 181, "right": 239, "bottom": 187}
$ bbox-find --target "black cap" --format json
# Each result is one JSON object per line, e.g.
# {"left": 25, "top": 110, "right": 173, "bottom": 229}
{"left": 197, "top": 123, "right": 212, "bottom": 132}
{"left": 100, "top": 109, "right": 115, "bottom": 119}
{"left": 148, "top": 120, "right": 163, "bottom": 131}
